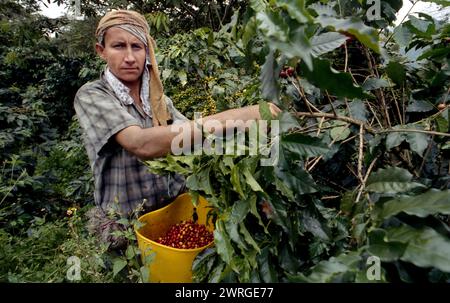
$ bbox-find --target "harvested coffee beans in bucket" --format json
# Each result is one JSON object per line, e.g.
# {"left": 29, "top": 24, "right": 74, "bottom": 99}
{"left": 156, "top": 220, "right": 214, "bottom": 249}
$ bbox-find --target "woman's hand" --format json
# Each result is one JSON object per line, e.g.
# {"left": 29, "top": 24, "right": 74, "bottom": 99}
{"left": 267, "top": 102, "right": 282, "bottom": 118}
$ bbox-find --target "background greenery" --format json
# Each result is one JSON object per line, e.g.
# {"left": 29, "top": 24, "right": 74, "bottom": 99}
{"left": 0, "top": 0, "right": 449, "bottom": 282}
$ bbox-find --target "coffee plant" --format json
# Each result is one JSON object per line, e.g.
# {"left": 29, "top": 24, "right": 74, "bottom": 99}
{"left": 145, "top": 0, "right": 450, "bottom": 282}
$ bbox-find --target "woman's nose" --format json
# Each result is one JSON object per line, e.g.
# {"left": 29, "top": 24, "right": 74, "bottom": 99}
{"left": 124, "top": 47, "right": 136, "bottom": 63}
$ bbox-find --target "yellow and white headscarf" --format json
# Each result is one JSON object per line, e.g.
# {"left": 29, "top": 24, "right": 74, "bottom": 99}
{"left": 96, "top": 10, "right": 171, "bottom": 126}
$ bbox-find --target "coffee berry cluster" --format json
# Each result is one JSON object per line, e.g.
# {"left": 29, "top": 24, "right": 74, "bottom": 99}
{"left": 279, "top": 66, "right": 295, "bottom": 79}
{"left": 156, "top": 220, "right": 214, "bottom": 249}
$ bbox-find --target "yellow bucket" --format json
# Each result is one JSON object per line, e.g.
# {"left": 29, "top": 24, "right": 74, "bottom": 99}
{"left": 135, "top": 193, "right": 214, "bottom": 282}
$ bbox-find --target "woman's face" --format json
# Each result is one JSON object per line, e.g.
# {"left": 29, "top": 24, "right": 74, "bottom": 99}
{"left": 96, "top": 27, "right": 146, "bottom": 87}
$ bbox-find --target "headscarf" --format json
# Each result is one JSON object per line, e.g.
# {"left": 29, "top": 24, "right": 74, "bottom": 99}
{"left": 96, "top": 10, "right": 171, "bottom": 126}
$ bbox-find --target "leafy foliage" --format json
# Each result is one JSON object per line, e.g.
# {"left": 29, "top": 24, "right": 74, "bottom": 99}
{"left": 145, "top": 0, "right": 450, "bottom": 283}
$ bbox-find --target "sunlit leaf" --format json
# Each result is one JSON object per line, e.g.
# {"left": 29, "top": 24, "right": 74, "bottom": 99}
{"left": 379, "top": 189, "right": 450, "bottom": 219}
{"left": 366, "top": 167, "right": 425, "bottom": 193}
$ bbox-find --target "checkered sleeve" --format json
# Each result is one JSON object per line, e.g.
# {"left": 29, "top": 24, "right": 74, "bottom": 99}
{"left": 74, "top": 82, "right": 140, "bottom": 161}
{"left": 165, "top": 95, "right": 189, "bottom": 124}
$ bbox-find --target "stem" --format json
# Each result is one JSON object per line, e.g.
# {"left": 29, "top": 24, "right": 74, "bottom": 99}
{"left": 344, "top": 41, "right": 349, "bottom": 73}
{"left": 325, "top": 90, "right": 338, "bottom": 116}
{"left": 294, "top": 111, "right": 376, "bottom": 133}
{"left": 390, "top": 86, "right": 403, "bottom": 125}
{"left": 355, "top": 156, "right": 379, "bottom": 204}
{"left": 293, "top": 112, "right": 450, "bottom": 137}
{"left": 366, "top": 101, "right": 384, "bottom": 129}
{"left": 379, "top": 128, "right": 450, "bottom": 137}
{"left": 418, "top": 135, "right": 434, "bottom": 176}
{"left": 364, "top": 47, "right": 391, "bottom": 127}
{"left": 291, "top": 78, "right": 321, "bottom": 113}
{"left": 384, "top": 0, "right": 419, "bottom": 47}
{"left": 357, "top": 124, "right": 364, "bottom": 183}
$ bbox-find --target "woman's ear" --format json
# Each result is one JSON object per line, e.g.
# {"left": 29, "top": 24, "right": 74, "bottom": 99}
{"left": 95, "top": 43, "right": 106, "bottom": 60}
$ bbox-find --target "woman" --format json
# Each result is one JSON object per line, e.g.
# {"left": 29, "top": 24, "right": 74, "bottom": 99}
{"left": 74, "top": 10, "right": 280, "bottom": 249}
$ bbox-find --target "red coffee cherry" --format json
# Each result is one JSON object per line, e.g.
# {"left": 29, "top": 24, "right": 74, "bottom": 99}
{"left": 279, "top": 70, "right": 288, "bottom": 79}
{"left": 156, "top": 220, "right": 214, "bottom": 249}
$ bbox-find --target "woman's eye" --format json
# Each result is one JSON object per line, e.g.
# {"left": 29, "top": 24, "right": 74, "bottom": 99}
{"left": 132, "top": 44, "right": 143, "bottom": 49}
{"left": 113, "top": 44, "right": 124, "bottom": 49}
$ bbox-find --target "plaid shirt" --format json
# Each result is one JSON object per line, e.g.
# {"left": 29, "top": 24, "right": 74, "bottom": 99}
{"left": 74, "top": 71, "right": 188, "bottom": 216}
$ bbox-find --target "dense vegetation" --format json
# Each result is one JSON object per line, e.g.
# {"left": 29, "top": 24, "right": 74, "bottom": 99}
{"left": 0, "top": 0, "right": 449, "bottom": 282}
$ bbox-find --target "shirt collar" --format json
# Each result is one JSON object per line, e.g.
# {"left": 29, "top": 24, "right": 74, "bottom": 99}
{"left": 104, "top": 67, "right": 152, "bottom": 117}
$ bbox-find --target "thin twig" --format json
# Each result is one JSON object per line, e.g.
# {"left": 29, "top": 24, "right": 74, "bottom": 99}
{"left": 418, "top": 135, "right": 434, "bottom": 176}
{"left": 292, "top": 79, "right": 321, "bottom": 113}
{"left": 344, "top": 41, "right": 349, "bottom": 73}
{"left": 364, "top": 47, "right": 391, "bottom": 127}
{"left": 390, "top": 86, "right": 403, "bottom": 125}
{"left": 355, "top": 156, "right": 379, "bottom": 204}
{"left": 384, "top": 1, "right": 419, "bottom": 47}
{"left": 325, "top": 90, "right": 338, "bottom": 116}
{"left": 379, "top": 128, "right": 450, "bottom": 137}
{"left": 317, "top": 117, "right": 325, "bottom": 136}
{"left": 294, "top": 112, "right": 375, "bottom": 133}
{"left": 293, "top": 111, "right": 450, "bottom": 137}
{"left": 366, "top": 101, "right": 384, "bottom": 129}
{"left": 357, "top": 124, "right": 364, "bottom": 183}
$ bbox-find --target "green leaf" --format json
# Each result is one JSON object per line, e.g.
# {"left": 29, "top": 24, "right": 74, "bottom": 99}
{"left": 393, "top": 25, "right": 413, "bottom": 47}
{"left": 308, "top": 3, "right": 337, "bottom": 17}
{"left": 300, "top": 58, "right": 366, "bottom": 99}
{"left": 271, "top": 25, "right": 313, "bottom": 70}
{"left": 421, "top": 0, "right": 450, "bottom": 7}
{"left": 258, "top": 101, "right": 273, "bottom": 121}
{"left": 257, "top": 247, "right": 278, "bottom": 282}
{"left": 300, "top": 210, "right": 331, "bottom": 241}
{"left": 406, "top": 100, "right": 434, "bottom": 112}
{"left": 385, "top": 61, "right": 406, "bottom": 86}
{"left": 243, "top": 167, "right": 264, "bottom": 192}
{"left": 330, "top": 123, "right": 351, "bottom": 141}
{"left": 405, "top": 131, "right": 430, "bottom": 157}
{"left": 230, "top": 200, "right": 250, "bottom": 223}
{"left": 362, "top": 78, "right": 393, "bottom": 91}
{"left": 418, "top": 47, "right": 450, "bottom": 61}
{"left": 186, "top": 166, "right": 214, "bottom": 195}
{"left": 435, "top": 114, "right": 449, "bottom": 134}
{"left": 366, "top": 167, "right": 425, "bottom": 194}
{"left": 225, "top": 219, "right": 248, "bottom": 251}
{"left": 260, "top": 50, "right": 279, "bottom": 103}
{"left": 315, "top": 16, "right": 380, "bottom": 53}
{"left": 386, "top": 225, "right": 450, "bottom": 273}
{"left": 231, "top": 165, "right": 245, "bottom": 198}
{"left": 256, "top": 10, "right": 289, "bottom": 42}
{"left": 125, "top": 246, "right": 136, "bottom": 260}
{"left": 379, "top": 189, "right": 450, "bottom": 219}
{"left": 278, "top": 0, "right": 313, "bottom": 23}
{"left": 239, "top": 222, "right": 260, "bottom": 253}
{"left": 281, "top": 133, "right": 329, "bottom": 158}
{"left": 177, "top": 70, "right": 187, "bottom": 86}
{"left": 287, "top": 252, "right": 361, "bottom": 282}
{"left": 385, "top": 126, "right": 430, "bottom": 157}
{"left": 348, "top": 100, "right": 368, "bottom": 122}
{"left": 278, "top": 111, "right": 301, "bottom": 133}
{"left": 112, "top": 259, "right": 128, "bottom": 277}
{"left": 408, "top": 15, "right": 433, "bottom": 33}
{"left": 275, "top": 166, "right": 318, "bottom": 196}
{"left": 214, "top": 221, "right": 235, "bottom": 265}
{"left": 311, "top": 32, "right": 348, "bottom": 57}
{"left": 192, "top": 248, "right": 217, "bottom": 282}
{"left": 367, "top": 229, "right": 407, "bottom": 262}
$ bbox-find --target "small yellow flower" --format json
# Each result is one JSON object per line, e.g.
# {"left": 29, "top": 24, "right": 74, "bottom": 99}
{"left": 66, "top": 207, "right": 77, "bottom": 217}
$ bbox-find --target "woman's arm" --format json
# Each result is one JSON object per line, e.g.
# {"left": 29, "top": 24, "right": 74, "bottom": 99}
{"left": 115, "top": 103, "right": 281, "bottom": 160}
